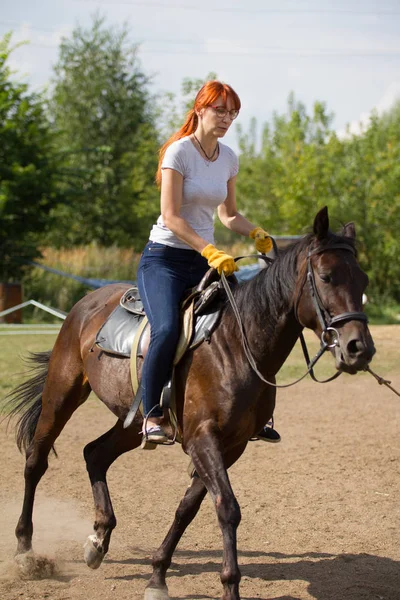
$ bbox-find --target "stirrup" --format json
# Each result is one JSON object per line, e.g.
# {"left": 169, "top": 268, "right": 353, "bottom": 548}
{"left": 140, "top": 414, "right": 174, "bottom": 450}
{"left": 141, "top": 437, "right": 158, "bottom": 450}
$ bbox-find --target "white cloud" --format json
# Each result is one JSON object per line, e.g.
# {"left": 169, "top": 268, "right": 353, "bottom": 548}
{"left": 10, "top": 22, "right": 72, "bottom": 47}
{"left": 337, "top": 81, "right": 400, "bottom": 138}
{"left": 37, "top": 25, "right": 72, "bottom": 47}
{"left": 5, "top": 23, "right": 72, "bottom": 88}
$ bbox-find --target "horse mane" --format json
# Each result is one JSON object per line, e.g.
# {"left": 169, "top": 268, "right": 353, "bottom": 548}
{"left": 233, "top": 227, "right": 357, "bottom": 320}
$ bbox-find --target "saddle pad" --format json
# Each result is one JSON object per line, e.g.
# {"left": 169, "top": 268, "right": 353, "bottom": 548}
{"left": 95, "top": 302, "right": 221, "bottom": 359}
{"left": 96, "top": 305, "right": 144, "bottom": 357}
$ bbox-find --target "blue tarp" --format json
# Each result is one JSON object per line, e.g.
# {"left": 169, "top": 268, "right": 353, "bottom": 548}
{"left": 28, "top": 261, "right": 133, "bottom": 289}
{"left": 29, "top": 260, "right": 261, "bottom": 288}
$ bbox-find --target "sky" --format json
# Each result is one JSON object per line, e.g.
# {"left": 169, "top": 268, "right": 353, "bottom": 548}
{"left": 1, "top": 0, "right": 400, "bottom": 152}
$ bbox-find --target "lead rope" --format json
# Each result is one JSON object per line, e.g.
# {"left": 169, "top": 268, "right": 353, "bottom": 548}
{"left": 364, "top": 366, "right": 400, "bottom": 397}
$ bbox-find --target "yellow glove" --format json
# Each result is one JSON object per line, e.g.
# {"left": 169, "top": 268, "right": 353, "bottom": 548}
{"left": 249, "top": 226, "right": 273, "bottom": 254}
{"left": 201, "top": 244, "right": 238, "bottom": 276}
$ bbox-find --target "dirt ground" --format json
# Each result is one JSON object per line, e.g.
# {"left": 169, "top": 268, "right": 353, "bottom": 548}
{"left": 1, "top": 327, "right": 399, "bottom": 600}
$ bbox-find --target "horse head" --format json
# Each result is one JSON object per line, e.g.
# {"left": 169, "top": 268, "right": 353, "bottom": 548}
{"left": 295, "top": 206, "right": 375, "bottom": 374}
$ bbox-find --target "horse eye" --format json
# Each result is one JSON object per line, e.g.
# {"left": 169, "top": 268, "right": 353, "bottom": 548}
{"left": 319, "top": 273, "right": 331, "bottom": 283}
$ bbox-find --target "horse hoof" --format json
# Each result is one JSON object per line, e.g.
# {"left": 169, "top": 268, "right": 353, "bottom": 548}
{"left": 144, "top": 586, "right": 170, "bottom": 600}
{"left": 84, "top": 535, "right": 105, "bottom": 569}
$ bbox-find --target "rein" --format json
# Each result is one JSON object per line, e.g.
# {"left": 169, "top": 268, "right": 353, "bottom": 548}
{"left": 221, "top": 242, "right": 367, "bottom": 389}
{"left": 221, "top": 270, "right": 332, "bottom": 388}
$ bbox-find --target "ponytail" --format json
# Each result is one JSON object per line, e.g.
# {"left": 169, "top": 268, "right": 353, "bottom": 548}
{"left": 155, "top": 109, "right": 198, "bottom": 186}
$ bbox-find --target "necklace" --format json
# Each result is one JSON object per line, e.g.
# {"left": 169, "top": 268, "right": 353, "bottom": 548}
{"left": 193, "top": 134, "right": 218, "bottom": 163}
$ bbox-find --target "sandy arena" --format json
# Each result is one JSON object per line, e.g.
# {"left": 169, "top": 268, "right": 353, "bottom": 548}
{"left": 1, "top": 326, "right": 399, "bottom": 600}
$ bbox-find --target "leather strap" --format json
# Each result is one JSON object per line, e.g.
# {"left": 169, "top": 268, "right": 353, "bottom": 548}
{"left": 123, "top": 316, "right": 149, "bottom": 429}
{"left": 123, "top": 382, "right": 143, "bottom": 429}
{"left": 330, "top": 312, "right": 368, "bottom": 326}
{"left": 130, "top": 315, "right": 148, "bottom": 395}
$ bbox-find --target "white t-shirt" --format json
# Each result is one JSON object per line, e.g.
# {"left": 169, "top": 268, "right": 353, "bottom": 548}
{"left": 149, "top": 136, "right": 239, "bottom": 249}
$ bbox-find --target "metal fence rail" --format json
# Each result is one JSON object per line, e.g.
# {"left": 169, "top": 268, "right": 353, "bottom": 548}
{"left": 0, "top": 324, "right": 61, "bottom": 335}
{"left": 0, "top": 300, "right": 66, "bottom": 334}
{"left": 0, "top": 299, "right": 66, "bottom": 321}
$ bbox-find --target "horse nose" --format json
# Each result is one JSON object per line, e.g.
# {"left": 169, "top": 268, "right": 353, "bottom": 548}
{"left": 346, "top": 336, "right": 375, "bottom": 365}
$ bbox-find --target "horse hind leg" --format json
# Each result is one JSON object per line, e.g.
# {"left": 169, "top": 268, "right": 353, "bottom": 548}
{"left": 83, "top": 418, "right": 142, "bottom": 569}
{"left": 15, "top": 363, "right": 91, "bottom": 559}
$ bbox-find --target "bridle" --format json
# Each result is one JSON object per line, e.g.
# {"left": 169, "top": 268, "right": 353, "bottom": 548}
{"left": 222, "top": 242, "right": 368, "bottom": 388}
{"left": 298, "top": 243, "right": 368, "bottom": 348}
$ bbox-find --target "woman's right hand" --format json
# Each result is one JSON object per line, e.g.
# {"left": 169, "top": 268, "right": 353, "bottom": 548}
{"left": 201, "top": 244, "right": 238, "bottom": 276}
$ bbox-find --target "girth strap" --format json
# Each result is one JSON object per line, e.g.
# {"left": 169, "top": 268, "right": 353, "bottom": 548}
{"left": 130, "top": 315, "right": 149, "bottom": 395}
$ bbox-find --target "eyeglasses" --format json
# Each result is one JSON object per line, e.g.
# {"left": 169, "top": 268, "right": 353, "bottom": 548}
{"left": 210, "top": 105, "right": 240, "bottom": 120}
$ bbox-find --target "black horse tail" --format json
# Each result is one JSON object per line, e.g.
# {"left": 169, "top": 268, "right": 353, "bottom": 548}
{"left": 2, "top": 350, "right": 56, "bottom": 455}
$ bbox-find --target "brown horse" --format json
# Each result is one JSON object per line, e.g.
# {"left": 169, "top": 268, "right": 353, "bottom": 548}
{"left": 4, "top": 207, "right": 375, "bottom": 600}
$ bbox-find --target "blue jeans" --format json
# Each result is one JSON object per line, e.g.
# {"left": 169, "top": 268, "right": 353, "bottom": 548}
{"left": 137, "top": 241, "right": 209, "bottom": 417}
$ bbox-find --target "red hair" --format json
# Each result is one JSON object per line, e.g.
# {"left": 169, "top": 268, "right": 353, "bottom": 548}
{"left": 155, "top": 80, "right": 241, "bottom": 186}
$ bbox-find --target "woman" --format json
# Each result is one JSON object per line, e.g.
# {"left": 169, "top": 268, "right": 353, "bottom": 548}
{"left": 137, "top": 80, "right": 280, "bottom": 444}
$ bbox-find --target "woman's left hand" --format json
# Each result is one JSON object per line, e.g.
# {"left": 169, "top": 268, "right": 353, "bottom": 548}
{"left": 249, "top": 227, "right": 273, "bottom": 254}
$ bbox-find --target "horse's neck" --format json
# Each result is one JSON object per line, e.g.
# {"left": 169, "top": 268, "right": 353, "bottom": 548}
{"left": 227, "top": 266, "right": 304, "bottom": 377}
{"left": 240, "top": 304, "right": 303, "bottom": 376}
{"left": 264, "top": 313, "right": 304, "bottom": 375}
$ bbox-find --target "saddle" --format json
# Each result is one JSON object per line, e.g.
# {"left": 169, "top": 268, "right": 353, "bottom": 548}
{"left": 95, "top": 269, "right": 236, "bottom": 444}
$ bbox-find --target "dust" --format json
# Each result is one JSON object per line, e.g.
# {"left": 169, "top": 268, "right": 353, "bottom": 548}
{"left": 0, "top": 496, "right": 92, "bottom": 581}
{"left": 13, "top": 551, "right": 58, "bottom": 579}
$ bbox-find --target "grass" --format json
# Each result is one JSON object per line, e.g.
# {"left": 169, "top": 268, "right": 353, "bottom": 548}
{"left": 277, "top": 326, "right": 400, "bottom": 383}
{"left": 0, "top": 333, "right": 59, "bottom": 398}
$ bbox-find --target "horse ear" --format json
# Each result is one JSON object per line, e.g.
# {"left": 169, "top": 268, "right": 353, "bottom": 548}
{"left": 343, "top": 221, "right": 356, "bottom": 239}
{"left": 313, "top": 206, "right": 329, "bottom": 240}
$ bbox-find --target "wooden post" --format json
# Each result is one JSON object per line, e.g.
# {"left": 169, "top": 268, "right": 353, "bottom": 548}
{"left": 0, "top": 282, "right": 23, "bottom": 323}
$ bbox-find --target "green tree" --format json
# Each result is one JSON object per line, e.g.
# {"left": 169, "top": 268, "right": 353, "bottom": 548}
{"left": 47, "top": 15, "right": 160, "bottom": 249}
{"left": 235, "top": 117, "right": 282, "bottom": 235}
{"left": 236, "top": 93, "right": 400, "bottom": 302}
{"left": 0, "top": 34, "right": 60, "bottom": 281}
{"left": 236, "top": 94, "right": 339, "bottom": 234}
{"left": 341, "top": 106, "right": 400, "bottom": 301}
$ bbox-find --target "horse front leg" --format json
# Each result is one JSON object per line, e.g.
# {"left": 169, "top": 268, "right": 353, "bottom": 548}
{"left": 188, "top": 427, "right": 243, "bottom": 600}
{"left": 83, "top": 418, "right": 142, "bottom": 569}
{"left": 145, "top": 475, "right": 208, "bottom": 599}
